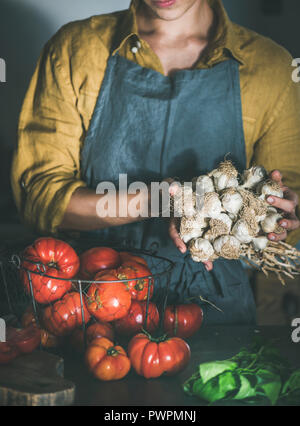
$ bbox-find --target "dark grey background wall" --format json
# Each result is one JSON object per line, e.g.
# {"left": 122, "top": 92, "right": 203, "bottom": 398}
{"left": 0, "top": 0, "right": 299, "bottom": 224}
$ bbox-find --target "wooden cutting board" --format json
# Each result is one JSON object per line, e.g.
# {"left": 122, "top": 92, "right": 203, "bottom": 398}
{"left": 0, "top": 350, "right": 75, "bottom": 406}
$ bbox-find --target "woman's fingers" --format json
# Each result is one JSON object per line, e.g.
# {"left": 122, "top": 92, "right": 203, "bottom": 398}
{"left": 168, "top": 219, "right": 214, "bottom": 271}
{"left": 169, "top": 218, "right": 187, "bottom": 253}
{"left": 267, "top": 195, "right": 297, "bottom": 214}
{"left": 270, "top": 170, "right": 284, "bottom": 187}
{"left": 279, "top": 214, "right": 300, "bottom": 231}
{"left": 203, "top": 261, "right": 213, "bottom": 271}
{"left": 267, "top": 230, "right": 288, "bottom": 242}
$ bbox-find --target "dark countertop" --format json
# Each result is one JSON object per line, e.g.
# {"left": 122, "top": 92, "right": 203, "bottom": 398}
{"left": 1, "top": 231, "right": 299, "bottom": 406}
{"left": 62, "top": 325, "right": 300, "bottom": 406}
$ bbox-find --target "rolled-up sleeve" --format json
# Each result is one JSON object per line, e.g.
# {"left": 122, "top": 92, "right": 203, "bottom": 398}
{"left": 252, "top": 79, "right": 300, "bottom": 246}
{"left": 11, "top": 36, "right": 87, "bottom": 234}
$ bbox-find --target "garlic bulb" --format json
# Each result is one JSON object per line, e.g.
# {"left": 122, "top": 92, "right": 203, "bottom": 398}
{"left": 267, "top": 206, "right": 277, "bottom": 214}
{"left": 209, "top": 161, "right": 239, "bottom": 192}
{"left": 240, "top": 166, "right": 267, "bottom": 190}
{"left": 189, "top": 238, "right": 215, "bottom": 262}
{"left": 203, "top": 230, "right": 214, "bottom": 242}
{"left": 192, "top": 175, "right": 215, "bottom": 195}
{"left": 213, "top": 235, "right": 241, "bottom": 260}
{"left": 232, "top": 219, "right": 254, "bottom": 244}
{"left": 256, "top": 212, "right": 267, "bottom": 223}
{"left": 238, "top": 189, "right": 268, "bottom": 223}
{"left": 180, "top": 213, "right": 208, "bottom": 244}
{"left": 213, "top": 175, "right": 239, "bottom": 192}
{"left": 257, "top": 180, "right": 284, "bottom": 200}
{"left": 210, "top": 213, "right": 232, "bottom": 236}
{"left": 221, "top": 189, "right": 243, "bottom": 218}
{"left": 173, "top": 185, "right": 196, "bottom": 217}
{"left": 178, "top": 161, "right": 292, "bottom": 271}
{"left": 252, "top": 236, "right": 269, "bottom": 252}
{"left": 201, "top": 192, "right": 224, "bottom": 219}
{"left": 205, "top": 215, "right": 232, "bottom": 241}
{"left": 181, "top": 229, "right": 204, "bottom": 244}
{"left": 261, "top": 212, "right": 283, "bottom": 234}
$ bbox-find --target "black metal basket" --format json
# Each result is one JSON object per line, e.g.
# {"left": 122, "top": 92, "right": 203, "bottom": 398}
{"left": 0, "top": 238, "right": 175, "bottom": 347}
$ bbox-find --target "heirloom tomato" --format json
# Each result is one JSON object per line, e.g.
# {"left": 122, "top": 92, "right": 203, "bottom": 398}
{"left": 79, "top": 247, "right": 121, "bottom": 280}
{"left": 21, "top": 238, "right": 79, "bottom": 304}
{"left": 164, "top": 304, "right": 203, "bottom": 338}
{"left": 128, "top": 332, "right": 191, "bottom": 379}
{"left": 69, "top": 321, "right": 115, "bottom": 353}
{"left": 119, "top": 252, "right": 148, "bottom": 267}
{"left": 0, "top": 342, "right": 19, "bottom": 364}
{"left": 85, "top": 337, "right": 131, "bottom": 381}
{"left": 115, "top": 300, "right": 159, "bottom": 336}
{"left": 21, "top": 305, "right": 61, "bottom": 348}
{"left": 0, "top": 325, "right": 41, "bottom": 364}
{"left": 6, "top": 325, "right": 41, "bottom": 354}
{"left": 86, "top": 271, "right": 131, "bottom": 322}
{"left": 43, "top": 292, "right": 90, "bottom": 337}
{"left": 117, "top": 261, "right": 153, "bottom": 301}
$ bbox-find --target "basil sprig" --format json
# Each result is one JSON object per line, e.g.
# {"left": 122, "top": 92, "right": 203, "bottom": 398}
{"left": 183, "top": 338, "right": 300, "bottom": 406}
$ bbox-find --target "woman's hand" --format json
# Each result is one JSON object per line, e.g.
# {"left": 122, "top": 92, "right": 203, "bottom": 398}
{"left": 167, "top": 180, "right": 213, "bottom": 271}
{"left": 168, "top": 218, "right": 213, "bottom": 271}
{"left": 266, "top": 170, "right": 300, "bottom": 242}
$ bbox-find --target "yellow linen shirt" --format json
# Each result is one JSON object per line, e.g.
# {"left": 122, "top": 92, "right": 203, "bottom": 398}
{"left": 11, "top": 0, "right": 300, "bottom": 244}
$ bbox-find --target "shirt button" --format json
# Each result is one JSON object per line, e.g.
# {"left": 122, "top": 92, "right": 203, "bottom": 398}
{"left": 131, "top": 46, "right": 139, "bottom": 54}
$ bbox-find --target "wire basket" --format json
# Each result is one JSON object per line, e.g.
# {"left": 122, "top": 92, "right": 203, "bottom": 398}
{"left": 0, "top": 238, "right": 175, "bottom": 349}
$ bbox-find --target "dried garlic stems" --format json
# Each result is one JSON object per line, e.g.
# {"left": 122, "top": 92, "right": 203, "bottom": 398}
{"left": 240, "top": 241, "right": 300, "bottom": 285}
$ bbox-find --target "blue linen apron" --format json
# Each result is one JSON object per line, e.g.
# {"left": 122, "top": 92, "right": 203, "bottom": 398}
{"left": 81, "top": 51, "right": 256, "bottom": 325}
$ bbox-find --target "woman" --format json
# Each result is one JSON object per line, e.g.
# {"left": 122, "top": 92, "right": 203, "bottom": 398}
{"left": 12, "top": 0, "right": 300, "bottom": 324}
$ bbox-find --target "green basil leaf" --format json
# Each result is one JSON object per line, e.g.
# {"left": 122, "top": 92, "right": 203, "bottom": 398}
{"left": 282, "top": 370, "right": 300, "bottom": 394}
{"left": 196, "top": 372, "right": 239, "bottom": 403}
{"left": 183, "top": 372, "right": 201, "bottom": 395}
{"left": 256, "top": 369, "right": 281, "bottom": 406}
{"left": 233, "top": 374, "right": 257, "bottom": 400}
{"left": 199, "top": 360, "right": 238, "bottom": 384}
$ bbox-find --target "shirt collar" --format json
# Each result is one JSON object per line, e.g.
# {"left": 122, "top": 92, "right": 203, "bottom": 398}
{"left": 114, "top": 0, "right": 245, "bottom": 65}
{"left": 209, "top": 0, "right": 245, "bottom": 65}
{"left": 112, "top": 0, "right": 139, "bottom": 54}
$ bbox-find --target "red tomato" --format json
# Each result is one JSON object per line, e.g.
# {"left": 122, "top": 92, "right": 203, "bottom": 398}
{"left": 115, "top": 300, "right": 159, "bottom": 336}
{"left": 119, "top": 252, "right": 149, "bottom": 267}
{"left": 85, "top": 337, "right": 131, "bottom": 381}
{"left": 43, "top": 292, "right": 91, "bottom": 337}
{"left": 21, "top": 306, "right": 61, "bottom": 348}
{"left": 86, "top": 271, "right": 131, "bottom": 322}
{"left": 117, "top": 261, "right": 154, "bottom": 301}
{"left": 0, "top": 325, "right": 41, "bottom": 364}
{"left": 6, "top": 325, "right": 41, "bottom": 354}
{"left": 21, "top": 238, "right": 79, "bottom": 304}
{"left": 164, "top": 304, "right": 203, "bottom": 338}
{"left": 0, "top": 342, "right": 19, "bottom": 364}
{"left": 79, "top": 247, "right": 121, "bottom": 280}
{"left": 128, "top": 332, "right": 190, "bottom": 379}
{"left": 69, "top": 322, "right": 115, "bottom": 353}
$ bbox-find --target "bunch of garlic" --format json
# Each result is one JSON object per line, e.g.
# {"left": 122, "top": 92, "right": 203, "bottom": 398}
{"left": 177, "top": 161, "right": 286, "bottom": 262}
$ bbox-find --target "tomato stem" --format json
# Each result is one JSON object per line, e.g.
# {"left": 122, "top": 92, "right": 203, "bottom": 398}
{"left": 47, "top": 261, "right": 58, "bottom": 270}
{"left": 134, "top": 280, "right": 145, "bottom": 291}
{"left": 141, "top": 329, "right": 168, "bottom": 343}
{"left": 107, "top": 347, "right": 119, "bottom": 357}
